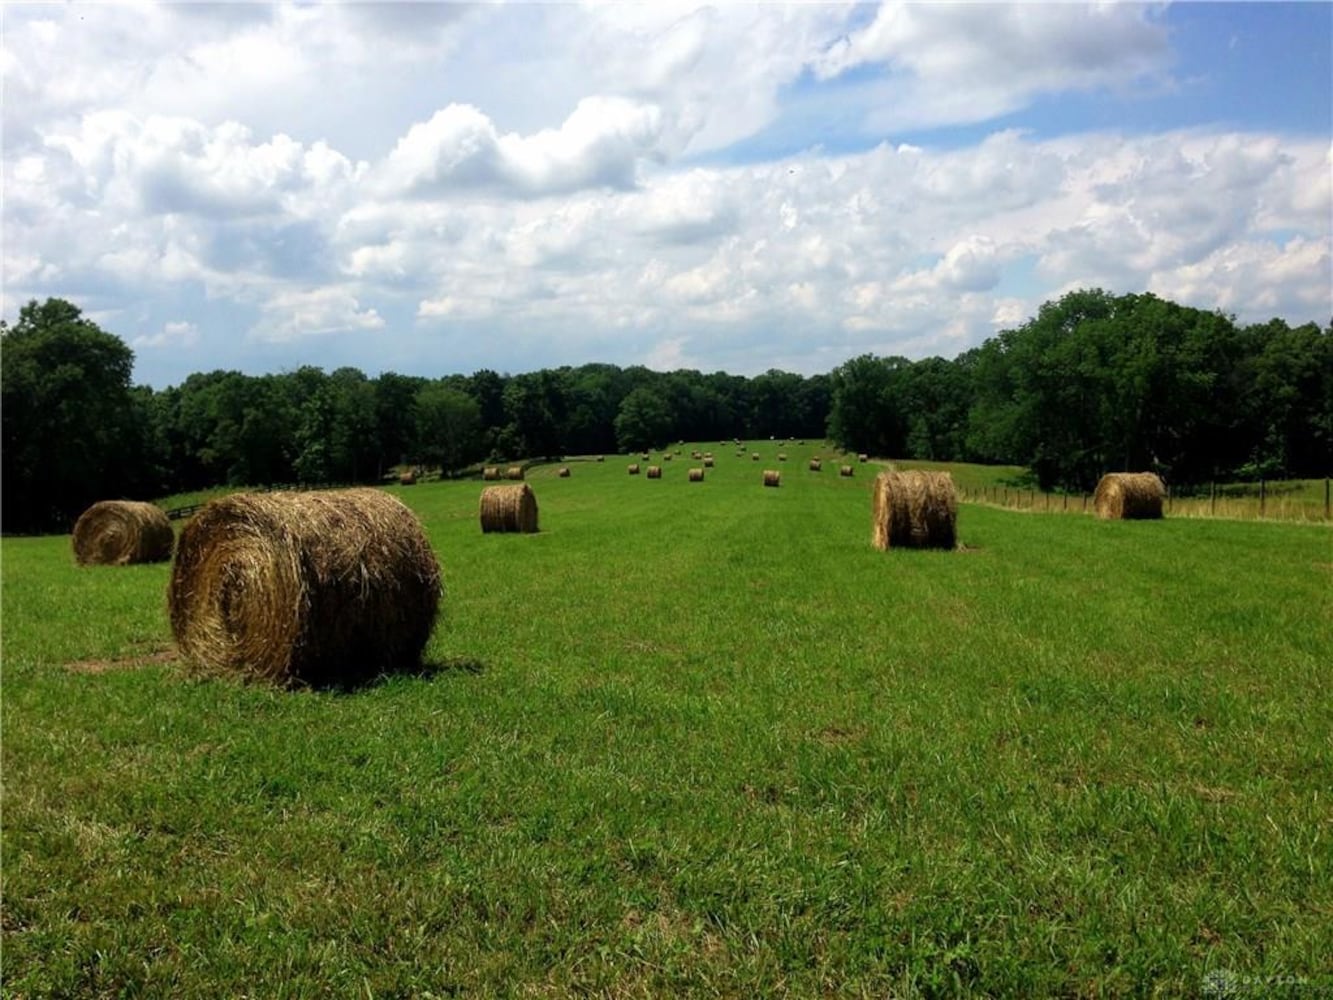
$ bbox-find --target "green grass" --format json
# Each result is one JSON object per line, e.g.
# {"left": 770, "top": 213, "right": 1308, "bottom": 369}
{"left": 4, "top": 443, "right": 1332, "bottom": 997}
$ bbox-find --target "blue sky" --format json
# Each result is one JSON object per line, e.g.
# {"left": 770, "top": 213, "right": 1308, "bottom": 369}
{"left": 3, "top": 2, "right": 1329, "bottom": 388}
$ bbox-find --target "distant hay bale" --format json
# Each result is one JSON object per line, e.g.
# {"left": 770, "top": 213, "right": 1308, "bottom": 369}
{"left": 168, "top": 489, "right": 441, "bottom": 687}
{"left": 647, "top": 465, "right": 663, "bottom": 479}
{"left": 752, "top": 453, "right": 760, "bottom": 461}
{"left": 778, "top": 453, "right": 788, "bottom": 462}
{"left": 663, "top": 453, "right": 673, "bottom": 461}
{"left": 480, "top": 482, "right": 540, "bottom": 534}
{"left": 858, "top": 453, "right": 868, "bottom": 463}
{"left": 809, "top": 459, "right": 822, "bottom": 472}
{"left": 703, "top": 457, "right": 714, "bottom": 467}
{"left": 558, "top": 467, "right": 571, "bottom": 478}
{"left": 628, "top": 463, "right": 641, "bottom": 475}
{"left": 596, "top": 455, "right": 605, "bottom": 463}
{"left": 399, "top": 470, "right": 417, "bottom": 485}
{"left": 1093, "top": 472, "right": 1165, "bottom": 520}
{"left": 688, "top": 468, "right": 704, "bottom": 482}
{"left": 871, "top": 470, "right": 957, "bottom": 551}
{"left": 641, "top": 453, "right": 650, "bottom": 462}
{"left": 691, "top": 450, "right": 702, "bottom": 460}
{"left": 482, "top": 467, "right": 501, "bottom": 481}
{"left": 72, "top": 500, "right": 173, "bottom": 566}
{"left": 763, "top": 470, "right": 781, "bottom": 488}
{"left": 840, "top": 465, "right": 854, "bottom": 477}
{"left": 505, "top": 466, "right": 525, "bottom": 481}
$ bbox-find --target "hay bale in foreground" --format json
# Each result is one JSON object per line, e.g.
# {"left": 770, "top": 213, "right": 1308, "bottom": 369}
{"left": 480, "top": 482, "right": 540, "bottom": 534}
{"left": 72, "top": 500, "right": 173, "bottom": 566}
{"left": 628, "top": 463, "right": 641, "bottom": 475}
{"left": 688, "top": 468, "right": 704, "bottom": 482}
{"left": 505, "top": 466, "right": 525, "bottom": 481}
{"left": 483, "top": 467, "right": 501, "bottom": 481}
{"left": 558, "top": 467, "right": 571, "bottom": 478}
{"left": 871, "top": 470, "right": 957, "bottom": 551}
{"left": 763, "top": 470, "right": 781, "bottom": 488}
{"left": 647, "top": 465, "right": 663, "bottom": 479}
{"left": 169, "top": 489, "right": 441, "bottom": 687}
{"left": 1093, "top": 472, "right": 1165, "bottom": 520}
{"left": 840, "top": 465, "right": 854, "bottom": 477}
{"left": 809, "top": 459, "right": 822, "bottom": 472}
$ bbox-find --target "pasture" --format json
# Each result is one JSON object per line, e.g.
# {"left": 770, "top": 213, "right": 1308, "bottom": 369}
{"left": 3, "top": 444, "right": 1330, "bottom": 997}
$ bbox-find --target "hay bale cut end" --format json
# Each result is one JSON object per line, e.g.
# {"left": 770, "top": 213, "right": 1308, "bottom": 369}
{"left": 480, "top": 482, "right": 540, "bottom": 535}
{"left": 688, "top": 468, "right": 704, "bottom": 482}
{"left": 72, "top": 500, "right": 173, "bottom": 566}
{"left": 1093, "top": 472, "right": 1165, "bottom": 520}
{"left": 763, "top": 470, "right": 781, "bottom": 488}
{"left": 482, "top": 466, "right": 501, "bottom": 481}
{"left": 558, "top": 466, "right": 571, "bottom": 478}
{"left": 628, "top": 463, "right": 641, "bottom": 475}
{"left": 871, "top": 470, "right": 957, "bottom": 551}
{"left": 505, "top": 466, "right": 525, "bottom": 481}
{"left": 169, "top": 489, "right": 441, "bottom": 688}
{"left": 809, "top": 459, "right": 822, "bottom": 472}
{"left": 647, "top": 465, "right": 663, "bottom": 479}
{"left": 840, "top": 465, "right": 854, "bottom": 478}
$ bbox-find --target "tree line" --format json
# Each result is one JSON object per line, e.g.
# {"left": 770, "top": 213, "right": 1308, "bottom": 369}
{"left": 3, "top": 291, "right": 1328, "bottom": 533}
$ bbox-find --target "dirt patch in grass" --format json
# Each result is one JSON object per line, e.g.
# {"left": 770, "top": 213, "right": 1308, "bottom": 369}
{"left": 65, "top": 648, "right": 178, "bottom": 675}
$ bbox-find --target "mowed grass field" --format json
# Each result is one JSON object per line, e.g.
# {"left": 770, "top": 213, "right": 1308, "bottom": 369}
{"left": 4, "top": 444, "right": 1331, "bottom": 998}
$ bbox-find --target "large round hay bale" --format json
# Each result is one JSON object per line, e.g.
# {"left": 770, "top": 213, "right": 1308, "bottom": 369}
{"left": 1093, "top": 472, "right": 1164, "bottom": 520}
{"left": 840, "top": 465, "right": 854, "bottom": 478}
{"left": 480, "top": 482, "right": 539, "bottom": 534}
{"left": 72, "top": 500, "right": 173, "bottom": 566}
{"left": 871, "top": 470, "right": 957, "bottom": 550}
{"left": 647, "top": 465, "right": 663, "bottom": 479}
{"left": 688, "top": 468, "right": 704, "bottom": 482}
{"left": 628, "top": 463, "right": 641, "bottom": 475}
{"left": 505, "top": 466, "right": 525, "bottom": 481}
{"left": 763, "top": 470, "right": 781, "bottom": 488}
{"left": 808, "top": 459, "right": 822, "bottom": 472}
{"left": 168, "top": 489, "right": 441, "bottom": 687}
{"left": 482, "top": 467, "right": 501, "bottom": 481}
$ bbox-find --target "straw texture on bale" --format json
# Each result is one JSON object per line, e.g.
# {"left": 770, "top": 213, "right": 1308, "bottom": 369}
{"left": 1093, "top": 472, "right": 1165, "bottom": 520}
{"left": 840, "top": 465, "right": 854, "bottom": 477}
{"left": 647, "top": 465, "right": 663, "bottom": 479}
{"left": 688, "top": 468, "right": 704, "bottom": 482}
{"left": 809, "top": 459, "right": 822, "bottom": 472}
{"left": 871, "top": 470, "right": 957, "bottom": 551}
{"left": 628, "top": 463, "right": 641, "bottom": 475}
{"left": 558, "top": 467, "right": 571, "bottom": 478}
{"left": 763, "top": 470, "right": 781, "bottom": 487}
{"left": 480, "top": 482, "right": 540, "bottom": 534}
{"left": 72, "top": 500, "right": 173, "bottom": 566}
{"left": 483, "top": 467, "right": 501, "bottom": 481}
{"left": 505, "top": 466, "right": 525, "bottom": 481}
{"left": 169, "top": 489, "right": 441, "bottom": 687}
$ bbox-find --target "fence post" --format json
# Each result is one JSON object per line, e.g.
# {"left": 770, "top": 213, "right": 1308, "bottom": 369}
{"left": 1063, "top": 492, "right": 1068, "bottom": 512}
{"left": 1260, "top": 478, "right": 1266, "bottom": 518}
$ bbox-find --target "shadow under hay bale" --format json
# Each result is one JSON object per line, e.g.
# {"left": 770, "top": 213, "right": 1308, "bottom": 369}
{"left": 168, "top": 489, "right": 442, "bottom": 688}
{"left": 1093, "top": 472, "right": 1165, "bottom": 520}
{"left": 647, "top": 465, "right": 663, "bottom": 479}
{"left": 871, "top": 470, "right": 957, "bottom": 550}
{"left": 480, "top": 482, "right": 539, "bottom": 534}
{"left": 72, "top": 500, "right": 173, "bottom": 566}
{"left": 763, "top": 470, "right": 781, "bottom": 487}
{"left": 483, "top": 467, "right": 501, "bottom": 481}
{"left": 688, "top": 468, "right": 704, "bottom": 482}
{"left": 505, "top": 466, "right": 525, "bottom": 481}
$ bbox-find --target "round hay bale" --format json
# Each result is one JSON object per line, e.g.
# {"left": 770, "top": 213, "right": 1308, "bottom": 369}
{"left": 778, "top": 453, "right": 788, "bottom": 462}
{"left": 647, "top": 465, "right": 663, "bottom": 479}
{"left": 399, "top": 470, "right": 417, "bottom": 486}
{"left": 168, "top": 489, "right": 441, "bottom": 687}
{"left": 858, "top": 453, "right": 869, "bottom": 463}
{"left": 628, "top": 463, "right": 641, "bottom": 475}
{"left": 558, "top": 467, "right": 571, "bottom": 478}
{"left": 72, "top": 500, "right": 173, "bottom": 566}
{"left": 663, "top": 453, "right": 673, "bottom": 461}
{"left": 840, "top": 465, "right": 854, "bottom": 478}
{"left": 596, "top": 455, "right": 605, "bottom": 463}
{"left": 483, "top": 466, "right": 501, "bottom": 481}
{"left": 1093, "top": 472, "right": 1164, "bottom": 520}
{"left": 688, "top": 468, "right": 704, "bottom": 482}
{"left": 752, "top": 452, "right": 761, "bottom": 461}
{"left": 871, "top": 470, "right": 957, "bottom": 551}
{"left": 703, "top": 457, "right": 715, "bottom": 468}
{"left": 480, "top": 482, "right": 540, "bottom": 534}
{"left": 808, "top": 459, "right": 822, "bottom": 472}
{"left": 505, "top": 466, "right": 525, "bottom": 481}
{"left": 763, "top": 470, "right": 781, "bottom": 488}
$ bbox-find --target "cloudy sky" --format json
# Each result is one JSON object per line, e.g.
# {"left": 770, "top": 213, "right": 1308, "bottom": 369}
{"left": 3, "top": 2, "right": 1330, "bottom": 388}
